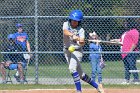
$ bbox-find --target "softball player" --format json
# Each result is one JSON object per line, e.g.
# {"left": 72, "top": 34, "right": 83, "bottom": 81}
{"left": 63, "top": 10, "right": 105, "bottom": 93}
{"left": 89, "top": 32, "right": 104, "bottom": 87}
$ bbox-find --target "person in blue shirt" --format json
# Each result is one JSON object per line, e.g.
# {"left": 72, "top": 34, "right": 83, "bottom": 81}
{"left": 89, "top": 31, "right": 104, "bottom": 88}
{"left": 14, "top": 23, "right": 31, "bottom": 52}
{"left": 13, "top": 23, "right": 31, "bottom": 82}
{"left": 0, "top": 34, "right": 26, "bottom": 84}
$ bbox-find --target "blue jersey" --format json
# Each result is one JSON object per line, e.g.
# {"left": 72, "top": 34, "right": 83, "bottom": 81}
{"left": 89, "top": 43, "right": 102, "bottom": 59}
{"left": 14, "top": 32, "right": 29, "bottom": 51}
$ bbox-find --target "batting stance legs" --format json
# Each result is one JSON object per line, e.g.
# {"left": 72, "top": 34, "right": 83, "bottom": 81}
{"left": 64, "top": 49, "right": 104, "bottom": 93}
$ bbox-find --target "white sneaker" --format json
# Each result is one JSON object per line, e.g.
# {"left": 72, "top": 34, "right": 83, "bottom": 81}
{"left": 121, "top": 80, "right": 130, "bottom": 85}
{"left": 121, "top": 82, "right": 129, "bottom": 85}
{"left": 132, "top": 79, "right": 140, "bottom": 84}
{"left": 97, "top": 84, "right": 105, "bottom": 93}
{"left": 134, "top": 82, "right": 140, "bottom": 84}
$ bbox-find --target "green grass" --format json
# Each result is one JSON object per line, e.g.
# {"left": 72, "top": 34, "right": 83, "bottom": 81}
{"left": 9, "top": 61, "right": 140, "bottom": 79}
{"left": 28, "top": 61, "right": 125, "bottom": 78}
{"left": 0, "top": 84, "right": 140, "bottom": 90}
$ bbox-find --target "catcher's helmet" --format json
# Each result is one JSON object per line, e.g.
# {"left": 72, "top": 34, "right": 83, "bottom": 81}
{"left": 69, "top": 10, "right": 83, "bottom": 21}
{"left": 7, "top": 34, "right": 15, "bottom": 40}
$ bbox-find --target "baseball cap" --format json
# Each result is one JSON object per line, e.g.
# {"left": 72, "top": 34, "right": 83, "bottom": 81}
{"left": 7, "top": 34, "right": 15, "bottom": 40}
{"left": 16, "top": 23, "right": 23, "bottom": 28}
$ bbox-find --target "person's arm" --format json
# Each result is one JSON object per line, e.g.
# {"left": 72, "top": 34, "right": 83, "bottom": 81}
{"left": 63, "top": 22, "right": 80, "bottom": 41}
{"left": 109, "top": 39, "right": 122, "bottom": 45}
{"left": 63, "top": 29, "right": 73, "bottom": 37}
{"left": 110, "top": 39, "right": 120, "bottom": 42}
{"left": 26, "top": 40, "right": 31, "bottom": 52}
{"left": 63, "top": 29, "right": 80, "bottom": 41}
{"left": 77, "top": 28, "right": 85, "bottom": 46}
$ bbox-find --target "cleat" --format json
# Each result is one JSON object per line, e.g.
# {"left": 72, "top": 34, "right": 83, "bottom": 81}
{"left": 97, "top": 84, "right": 105, "bottom": 93}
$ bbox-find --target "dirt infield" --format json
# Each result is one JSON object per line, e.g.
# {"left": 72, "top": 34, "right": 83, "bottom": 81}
{"left": 0, "top": 89, "right": 140, "bottom": 93}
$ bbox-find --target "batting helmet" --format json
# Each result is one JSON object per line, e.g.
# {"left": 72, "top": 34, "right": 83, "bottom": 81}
{"left": 7, "top": 34, "right": 15, "bottom": 40}
{"left": 16, "top": 23, "right": 23, "bottom": 28}
{"left": 69, "top": 10, "right": 83, "bottom": 21}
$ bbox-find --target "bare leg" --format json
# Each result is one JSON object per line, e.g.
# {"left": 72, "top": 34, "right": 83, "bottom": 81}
{"left": 18, "top": 62, "right": 24, "bottom": 80}
{"left": 0, "top": 62, "right": 6, "bottom": 82}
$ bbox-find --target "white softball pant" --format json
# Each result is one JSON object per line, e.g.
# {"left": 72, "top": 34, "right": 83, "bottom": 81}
{"left": 64, "top": 48, "right": 84, "bottom": 77}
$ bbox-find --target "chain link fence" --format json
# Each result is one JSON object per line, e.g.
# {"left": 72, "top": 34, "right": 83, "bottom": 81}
{"left": 0, "top": 0, "right": 140, "bottom": 84}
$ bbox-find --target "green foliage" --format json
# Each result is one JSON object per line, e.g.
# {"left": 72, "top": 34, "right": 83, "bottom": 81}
{"left": 63, "top": 0, "right": 131, "bottom": 16}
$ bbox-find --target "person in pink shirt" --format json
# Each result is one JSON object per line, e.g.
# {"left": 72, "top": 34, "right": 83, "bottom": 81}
{"left": 111, "top": 18, "right": 139, "bottom": 84}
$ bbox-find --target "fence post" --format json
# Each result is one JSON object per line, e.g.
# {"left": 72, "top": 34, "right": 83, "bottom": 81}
{"left": 34, "top": 0, "right": 39, "bottom": 84}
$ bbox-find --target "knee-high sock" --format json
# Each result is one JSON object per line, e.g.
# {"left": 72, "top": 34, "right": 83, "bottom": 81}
{"left": 72, "top": 71, "right": 82, "bottom": 92}
{"left": 82, "top": 74, "right": 98, "bottom": 89}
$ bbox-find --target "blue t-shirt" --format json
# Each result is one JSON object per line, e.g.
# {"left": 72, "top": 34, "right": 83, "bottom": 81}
{"left": 89, "top": 43, "right": 102, "bottom": 59}
{"left": 14, "top": 32, "right": 29, "bottom": 51}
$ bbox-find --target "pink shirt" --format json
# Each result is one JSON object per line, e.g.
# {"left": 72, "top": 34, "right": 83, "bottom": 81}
{"left": 120, "top": 29, "right": 139, "bottom": 59}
